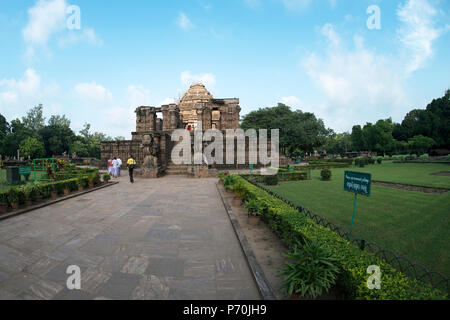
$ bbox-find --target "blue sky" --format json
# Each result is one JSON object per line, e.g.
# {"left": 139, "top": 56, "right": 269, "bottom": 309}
{"left": 0, "top": 0, "right": 449, "bottom": 138}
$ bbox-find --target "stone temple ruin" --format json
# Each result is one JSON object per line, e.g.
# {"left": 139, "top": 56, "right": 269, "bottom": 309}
{"left": 101, "top": 83, "right": 243, "bottom": 178}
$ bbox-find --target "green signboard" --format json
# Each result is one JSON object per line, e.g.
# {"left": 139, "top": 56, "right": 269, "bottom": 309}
{"left": 344, "top": 171, "right": 372, "bottom": 197}
{"left": 19, "top": 166, "right": 31, "bottom": 176}
{"left": 344, "top": 171, "right": 372, "bottom": 238}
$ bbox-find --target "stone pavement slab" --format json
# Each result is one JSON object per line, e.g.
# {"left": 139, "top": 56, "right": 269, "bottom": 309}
{"left": 0, "top": 176, "right": 260, "bottom": 300}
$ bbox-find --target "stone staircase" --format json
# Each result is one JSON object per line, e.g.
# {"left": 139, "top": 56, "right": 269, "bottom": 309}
{"left": 165, "top": 160, "right": 189, "bottom": 176}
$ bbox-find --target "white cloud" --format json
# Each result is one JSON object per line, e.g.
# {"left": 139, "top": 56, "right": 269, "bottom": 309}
{"left": 280, "top": 0, "right": 312, "bottom": 11}
{"left": 22, "top": 0, "right": 101, "bottom": 58}
{"left": 22, "top": 0, "right": 66, "bottom": 46}
{"left": 127, "top": 85, "right": 151, "bottom": 107}
{"left": 74, "top": 82, "right": 112, "bottom": 105}
{"left": 301, "top": 26, "right": 408, "bottom": 132}
{"left": 397, "top": 0, "right": 444, "bottom": 74}
{"left": 280, "top": 96, "right": 302, "bottom": 107}
{"left": 181, "top": 71, "right": 216, "bottom": 89}
{"left": 159, "top": 97, "right": 176, "bottom": 106}
{"left": 58, "top": 27, "right": 102, "bottom": 47}
{"left": 321, "top": 23, "right": 340, "bottom": 47}
{"left": 0, "top": 69, "right": 63, "bottom": 120}
{"left": 177, "top": 12, "right": 193, "bottom": 30}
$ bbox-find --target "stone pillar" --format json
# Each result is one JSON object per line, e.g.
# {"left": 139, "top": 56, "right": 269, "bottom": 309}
{"left": 161, "top": 106, "right": 170, "bottom": 131}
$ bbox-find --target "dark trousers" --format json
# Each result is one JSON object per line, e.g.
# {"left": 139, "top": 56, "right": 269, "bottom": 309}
{"left": 129, "top": 168, "right": 134, "bottom": 183}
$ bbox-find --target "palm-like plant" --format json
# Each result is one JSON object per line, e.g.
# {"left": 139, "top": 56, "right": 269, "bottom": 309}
{"left": 281, "top": 240, "right": 339, "bottom": 299}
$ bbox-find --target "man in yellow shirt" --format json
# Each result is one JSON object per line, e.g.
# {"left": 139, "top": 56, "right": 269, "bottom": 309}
{"left": 127, "top": 154, "right": 137, "bottom": 183}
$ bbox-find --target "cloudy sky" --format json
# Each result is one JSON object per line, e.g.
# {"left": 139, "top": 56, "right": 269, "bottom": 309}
{"left": 0, "top": 0, "right": 449, "bottom": 138}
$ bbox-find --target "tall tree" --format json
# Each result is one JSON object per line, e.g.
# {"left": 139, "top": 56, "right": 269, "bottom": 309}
{"left": 241, "top": 103, "right": 329, "bottom": 154}
{"left": 19, "top": 137, "right": 45, "bottom": 159}
{"left": 351, "top": 125, "right": 366, "bottom": 151}
{"left": 22, "top": 104, "right": 46, "bottom": 133}
{"left": 48, "top": 115, "right": 71, "bottom": 128}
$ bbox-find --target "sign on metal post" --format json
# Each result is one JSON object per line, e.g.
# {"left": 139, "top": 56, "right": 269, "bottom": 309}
{"left": 344, "top": 171, "right": 372, "bottom": 197}
{"left": 344, "top": 171, "right": 372, "bottom": 237}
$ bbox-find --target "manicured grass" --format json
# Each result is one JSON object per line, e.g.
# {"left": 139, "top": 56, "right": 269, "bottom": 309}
{"left": 349, "top": 161, "right": 450, "bottom": 188}
{"left": 267, "top": 164, "right": 450, "bottom": 276}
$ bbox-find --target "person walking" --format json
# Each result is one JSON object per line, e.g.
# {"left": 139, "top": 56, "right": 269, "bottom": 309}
{"left": 117, "top": 157, "right": 122, "bottom": 177}
{"left": 112, "top": 157, "right": 119, "bottom": 178}
{"left": 107, "top": 157, "right": 113, "bottom": 176}
{"left": 127, "top": 154, "right": 136, "bottom": 183}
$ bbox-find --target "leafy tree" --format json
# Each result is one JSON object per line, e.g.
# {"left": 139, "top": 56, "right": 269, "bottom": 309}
{"left": 0, "top": 114, "right": 10, "bottom": 155}
{"left": 351, "top": 125, "right": 366, "bottom": 151}
{"left": 39, "top": 123, "right": 76, "bottom": 157}
{"left": 48, "top": 115, "right": 71, "bottom": 128}
{"left": 69, "top": 140, "right": 90, "bottom": 157}
{"left": 393, "top": 90, "right": 449, "bottom": 149}
{"left": 322, "top": 132, "right": 352, "bottom": 154}
{"left": 19, "top": 137, "right": 45, "bottom": 159}
{"left": 1, "top": 119, "right": 34, "bottom": 157}
{"left": 22, "top": 104, "right": 46, "bottom": 133}
{"left": 373, "top": 118, "right": 395, "bottom": 154}
{"left": 408, "top": 135, "right": 435, "bottom": 155}
{"left": 241, "top": 103, "right": 329, "bottom": 154}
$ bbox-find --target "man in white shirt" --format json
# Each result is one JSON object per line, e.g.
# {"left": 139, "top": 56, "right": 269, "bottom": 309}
{"left": 117, "top": 157, "right": 122, "bottom": 177}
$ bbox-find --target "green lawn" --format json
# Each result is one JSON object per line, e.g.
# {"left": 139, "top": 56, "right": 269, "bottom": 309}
{"left": 267, "top": 163, "right": 450, "bottom": 276}
{"left": 348, "top": 161, "right": 450, "bottom": 188}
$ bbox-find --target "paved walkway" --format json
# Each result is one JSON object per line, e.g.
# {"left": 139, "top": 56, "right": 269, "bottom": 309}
{"left": 0, "top": 176, "right": 260, "bottom": 300}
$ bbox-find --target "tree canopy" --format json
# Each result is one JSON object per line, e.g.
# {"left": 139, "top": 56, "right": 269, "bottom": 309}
{"left": 241, "top": 103, "right": 330, "bottom": 155}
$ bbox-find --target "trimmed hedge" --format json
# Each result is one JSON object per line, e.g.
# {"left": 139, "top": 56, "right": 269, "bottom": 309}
{"left": 0, "top": 175, "right": 94, "bottom": 208}
{"left": 246, "top": 171, "right": 308, "bottom": 184}
{"left": 225, "top": 175, "right": 446, "bottom": 300}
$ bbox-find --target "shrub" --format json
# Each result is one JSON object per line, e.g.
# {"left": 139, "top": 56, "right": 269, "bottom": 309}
{"left": 281, "top": 240, "right": 339, "bottom": 298}
{"left": 37, "top": 184, "right": 51, "bottom": 198}
{"left": 263, "top": 175, "right": 278, "bottom": 186}
{"left": 377, "top": 157, "right": 383, "bottom": 164}
{"left": 77, "top": 176, "right": 89, "bottom": 188}
{"left": 67, "top": 179, "right": 78, "bottom": 192}
{"left": 23, "top": 185, "right": 37, "bottom": 200}
{"left": 7, "top": 188, "right": 20, "bottom": 204}
{"left": 420, "top": 154, "right": 429, "bottom": 161}
{"left": 368, "top": 158, "right": 375, "bottom": 165}
{"left": 0, "top": 191, "right": 8, "bottom": 204}
{"left": 223, "top": 174, "right": 237, "bottom": 190}
{"left": 244, "top": 198, "right": 264, "bottom": 217}
{"left": 232, "top": 180, "right": 252, "bottom": 200}
{"left": 103, "top": 174, "right": 111, "bottom": 182}
{"left": 320, "top": 169, "right": 332, "bottom": 181}
{"left": 227, "top": 175, "right": 446, "bottom": 300}
{"left": 278, "top": 171, "right": 308, "bottom": 181}
{"left": 54, "top": 181, "right": 65, "bottom": 194}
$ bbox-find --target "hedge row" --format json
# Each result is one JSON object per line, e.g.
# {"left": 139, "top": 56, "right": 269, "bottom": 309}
{"left": 246, "top": 171, "right": 308, "bottom": 183}
{"left": 225, "top": 175, "right": 446, "bottom": 300}
{"left": 0, "top": 171, "right": 101, "bottom": 207}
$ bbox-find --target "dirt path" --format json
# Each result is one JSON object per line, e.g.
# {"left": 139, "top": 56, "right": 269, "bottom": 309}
{"left": 373, "top": 181, "right": 449, "bottom": 194}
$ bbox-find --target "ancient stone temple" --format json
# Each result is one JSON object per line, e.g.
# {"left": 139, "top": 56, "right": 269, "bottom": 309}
{"left": 178, "top": 83, "right": 240, "bottom": 131}
{"left": 100, "top": 83, "right": 241, "bottom": 177}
